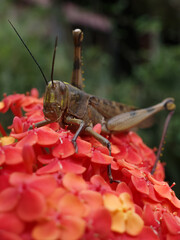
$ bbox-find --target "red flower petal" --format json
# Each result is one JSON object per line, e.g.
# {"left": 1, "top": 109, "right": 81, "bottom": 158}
{"left": 17, "top": 188, "right": 46, "bottom": 221}
{"left": 163, "top": 212, "right": 180, "bottom": 235}
{"left": 13, "top": 117, "right": 23, "bottom": 134}
{"left": 37, "top": 127, "right": 59, "bottom": 145}
{"left": 91, "top": 150, "right": 112, "bottom": 164}
{"left": 16, "top": 132, "right": 38, "bottom": 148}
{"left": 137, "top": 226, "right": 159, "bottom": 240}
{"left": 28, "top": 175, "right": 57, "bottom": 197}
{"left": 4, "top": 146, "right": 23, "bottom": 165}
{"left": 0, "top": 187, "right": 20, "bottom": 212}
{"left": 76, "top": 138, "right": 92, "bottom": 157}
{"left": 92, "top": 207, "right": 111, "bottom": 238}
{"left": 22, "top": 145, "right": 35, "bottom": 174}
{"left": 52, "top": 138, "right": 75, "bottom": 158}
{"left": 116, "top": 182, "right": 133, "bottom": 198}
{"left": 131, "top": 175, "right": 149, "bottom": 195}
{"left": 0, "top": 230, "right": 22, "bottom": 240}
{"left": 143, "top": 204, "right": 159, "bottom": 228}
{"left": 0, "top": 148, "right": 5, "bottom": 165}
{"left": 0, "top": 212, "right": 24, "bottom": 234}
{"left": 154, "top": 184, "right": 172, "bottom": 200}
{"left": 93, "top": 124, "right": 101, "bottom": 134}
{"left": 126, "top": 149, "right": 142, "bottom": 164}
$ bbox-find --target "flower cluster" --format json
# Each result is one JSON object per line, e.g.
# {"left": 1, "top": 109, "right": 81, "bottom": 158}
{"left": 0, "top": 89, "right": 180, "bottom": 240}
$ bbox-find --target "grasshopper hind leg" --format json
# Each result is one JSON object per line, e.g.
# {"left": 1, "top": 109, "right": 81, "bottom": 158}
{"left": 85, "top": 126, "right": 120, "bottom": 183}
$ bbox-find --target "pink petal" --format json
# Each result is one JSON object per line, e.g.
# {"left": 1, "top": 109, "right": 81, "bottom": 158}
{"left": 63, "top": 173, "right": 87, "bottom": 192}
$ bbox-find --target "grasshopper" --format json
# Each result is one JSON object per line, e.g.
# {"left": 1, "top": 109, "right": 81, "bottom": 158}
{"left": 9, "top": 21, "right": 176, "bottom": 183}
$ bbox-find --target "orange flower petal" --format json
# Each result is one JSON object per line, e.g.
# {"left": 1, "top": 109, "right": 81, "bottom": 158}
{"left": 48, "top": 187, "right": 67, "bottom": 208}
{"left": 60, "top": 216, "right": 86, "bottom": 240}
{"left": 63, "top": 173, "right": 87, "bottom": 192}
{"left": 58, "top": 193, "right": 85, "bottom": 217}
{"left": 111, "top": 211, "right": 126, "bottom": 233}
{"left": 119, "top": 192, "right": 134, "bottom": 211}
{"left": 103, "top": 193, "right": 122, "bottom": 212}
{"left": 154, "top": 184, "right": 172, "bottom": 200}
{"left": 79, "top": 190, "right": 103, "bottom": 212}
{"left": 32, "top": 221, "right": 59, "bottom": 240}
{"left": 126, "top": 211, "right": 144, "bottom": 236}
{"left": 0, "top": 136, "right": 15, "bottom": 146}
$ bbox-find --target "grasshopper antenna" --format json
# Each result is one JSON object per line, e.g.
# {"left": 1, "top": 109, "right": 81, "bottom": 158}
{"left": 51, "top": 36, "right": 58, "bottom": 88}
{"left": 8, "top": 20, "right": 48, "bottom": 85}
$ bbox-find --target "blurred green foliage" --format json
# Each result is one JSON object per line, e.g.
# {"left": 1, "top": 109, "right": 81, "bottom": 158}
{"left": 0, "top": 1, "right": 180, "bottom": 195}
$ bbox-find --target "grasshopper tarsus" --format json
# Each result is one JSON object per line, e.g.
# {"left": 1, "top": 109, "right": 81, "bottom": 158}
{"left": 108, "top": 164, "right": 121, "bottom": 184}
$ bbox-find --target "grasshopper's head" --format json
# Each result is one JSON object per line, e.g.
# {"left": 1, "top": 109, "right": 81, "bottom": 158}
{"left": 43, "top": 81, "right": 68, "bottom": 122}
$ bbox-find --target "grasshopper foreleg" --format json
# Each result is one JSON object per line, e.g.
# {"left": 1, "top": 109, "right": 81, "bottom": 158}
{"left": 85, "top": 126, "right": 120, "bottom": 184}
{"left": 65, "top": 116, "right": 85, "bottom": 152}
{"left": 29, "top": 119, "right": 54, "bottom": 129}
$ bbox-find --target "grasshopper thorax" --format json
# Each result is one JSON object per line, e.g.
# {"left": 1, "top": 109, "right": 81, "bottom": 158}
{"left": 43, "top": 80, "right": 68, "bottom": 122}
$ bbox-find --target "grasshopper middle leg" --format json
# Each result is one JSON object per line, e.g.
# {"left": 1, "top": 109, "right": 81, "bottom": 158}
{"left": 85, "top": 126, "right": 120, "bottom": 183}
